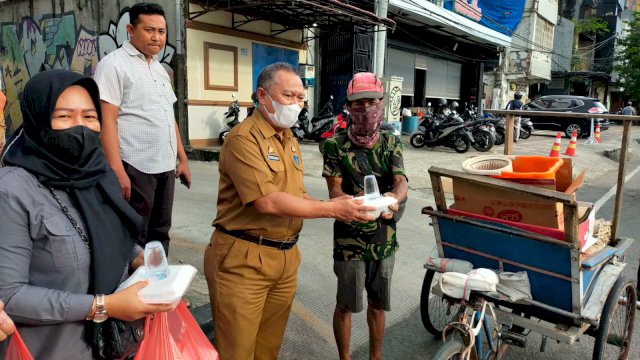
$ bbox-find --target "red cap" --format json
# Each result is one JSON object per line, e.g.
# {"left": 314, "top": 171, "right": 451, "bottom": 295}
{"left": 346, "top": 72, "right": 383, "bottom": 101}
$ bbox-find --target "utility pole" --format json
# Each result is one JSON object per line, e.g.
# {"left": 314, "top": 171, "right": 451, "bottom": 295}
{"left": 373, "top": 0, "right": 388, "bottom": 77}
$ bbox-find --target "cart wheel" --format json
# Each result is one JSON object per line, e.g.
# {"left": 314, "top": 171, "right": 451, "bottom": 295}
{"left": 592, "top": 277, "right": 636, "bottom": 360}
{"left": 431, "top": 339, "right": 465, "bottom": 360}
{"left": 420, "top": 270, "right": 461, "bottom": 337}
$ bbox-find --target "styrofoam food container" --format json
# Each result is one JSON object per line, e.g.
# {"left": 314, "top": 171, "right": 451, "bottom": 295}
{"left": 116, "top": 264, "right": 197, "bottom": 304}
{"left": 355, "top": 195, "right": 398, "bottom": 218}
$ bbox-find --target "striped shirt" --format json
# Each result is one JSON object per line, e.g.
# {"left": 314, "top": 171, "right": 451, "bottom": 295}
{"left": 94, "top": 41, "right": 177, "bottom": 174}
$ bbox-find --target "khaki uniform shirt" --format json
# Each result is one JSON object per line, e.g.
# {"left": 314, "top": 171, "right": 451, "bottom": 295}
{"left": 213, "top": 111, "right": 305, "bottom": 239}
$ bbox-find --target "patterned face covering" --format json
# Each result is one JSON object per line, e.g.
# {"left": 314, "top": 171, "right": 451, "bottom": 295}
{"left": 347, "top": 100, "right": 384, "bottom": 149}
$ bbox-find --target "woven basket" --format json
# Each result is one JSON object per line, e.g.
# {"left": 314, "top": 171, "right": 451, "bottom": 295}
{"left": 461, "top": 155, "right": 513, "bottom": 176}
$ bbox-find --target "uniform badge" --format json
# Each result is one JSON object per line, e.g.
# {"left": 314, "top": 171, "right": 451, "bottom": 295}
{"left": 267, "top": 145, "right": 280, "bottom": 161}
{"left": 293, "top": 155, "right": 299, "bottom": 165}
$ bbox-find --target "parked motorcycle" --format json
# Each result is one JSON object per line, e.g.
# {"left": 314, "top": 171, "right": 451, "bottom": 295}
{"left": 409, "top": 111, "right": 474, "bottom": 153}
{"left": 318, "top": 107, "right": 349, "bottom": 154}
{"left": 292, "top": 96, "right": 336, "bottom": 142}
{"left": 219, "top": 93, "right": 240, "bottom": 144}
{"left": 246, "top": 91, "right": 257, "bottom": 118}
{"left": 460, "top": 104, "right": 495, "bottom": 152}
{"left": 491, "top": 116, "right": 534, "bottom": 144}
{"left": 520, "top": 118, "right": 534, "bottom": 139}
{"left": 467, "top": 119, "right": 496, "bottom": 152}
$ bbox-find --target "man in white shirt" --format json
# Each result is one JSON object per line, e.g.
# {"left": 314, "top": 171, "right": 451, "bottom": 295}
{"left": 94, "top": 2, "right": 190, "bottom": 254}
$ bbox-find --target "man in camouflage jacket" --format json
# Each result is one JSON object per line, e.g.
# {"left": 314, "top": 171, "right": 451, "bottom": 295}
{"left": 322, "top": 72, "right": 408, "bottom": 360}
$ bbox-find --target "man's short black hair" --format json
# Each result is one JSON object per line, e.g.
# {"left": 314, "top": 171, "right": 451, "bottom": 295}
{"left": 129, "top": 2, "right": 165, "bottom": 26}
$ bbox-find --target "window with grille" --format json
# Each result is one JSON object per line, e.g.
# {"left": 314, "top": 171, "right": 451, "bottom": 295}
{"left": 534, "top": 16, "right": 554, "bottom": 50}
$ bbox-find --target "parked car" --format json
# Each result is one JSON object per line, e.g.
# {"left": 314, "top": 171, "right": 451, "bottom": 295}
{"left": 524, "top": 95, "right": 610, "bottom": 138}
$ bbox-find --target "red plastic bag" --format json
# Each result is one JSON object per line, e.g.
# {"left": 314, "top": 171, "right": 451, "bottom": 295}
{"left": 134, "top": 301, "right": 218, "bottom": 360}
{"left": 5, "top": 330, "right": 33, "bottom": 360}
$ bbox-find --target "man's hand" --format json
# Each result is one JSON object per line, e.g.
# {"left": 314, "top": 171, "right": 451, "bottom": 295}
{"left": 115, "top": 170, "right": 132, "bottom": 201}
{"left": 380, "top": 192, "right": 399, "bottom": 220}
{"left": 176, "top": 161, "right": 191, "bottom": 188}
{"left": 332, "top": 197, "right": 376, "bottom": 223}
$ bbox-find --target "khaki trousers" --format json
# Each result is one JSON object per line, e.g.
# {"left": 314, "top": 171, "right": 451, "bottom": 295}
{"left": 204, "top": 230, "right": 301, "bottom": 360}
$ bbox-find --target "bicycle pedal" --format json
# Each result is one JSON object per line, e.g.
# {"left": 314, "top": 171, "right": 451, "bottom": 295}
{"left": 500, "top": 331, "right": 527, "bottom": 348}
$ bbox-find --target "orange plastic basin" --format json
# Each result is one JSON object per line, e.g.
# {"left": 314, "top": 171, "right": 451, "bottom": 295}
{"left": 491, "top": 156, "right": 563, "bottom": 188}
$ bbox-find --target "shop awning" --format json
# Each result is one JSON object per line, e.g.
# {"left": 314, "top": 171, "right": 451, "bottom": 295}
{"left": 388, "top": 0, "right": 511, "bottom": 48}
{"left": 189, "top": 0, "right": 396, "bottom": 33}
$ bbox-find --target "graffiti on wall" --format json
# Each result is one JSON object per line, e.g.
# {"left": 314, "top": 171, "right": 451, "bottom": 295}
{"left": 98, "top": 10, "right": 175, "bottom": 78}
{"left": 0, "top": 7, "right": 175, "bottom": 135}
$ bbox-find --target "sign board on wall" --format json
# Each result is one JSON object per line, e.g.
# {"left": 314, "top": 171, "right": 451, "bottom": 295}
{"left": 450, "top": 0, "right": 482, "bottom": 21}
{"left": 382, "top": 76, "right": 403, "bottom": 122}
{"left": 299, "top": 64, "right": 315, "bottom": 87}
{"left": 443, "top": 0, "right": 526, "bottom": 36}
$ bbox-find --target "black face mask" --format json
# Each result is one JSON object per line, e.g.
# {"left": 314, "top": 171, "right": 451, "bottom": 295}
{"left": 39, "top": 125, "right": 101, "bottom": 165}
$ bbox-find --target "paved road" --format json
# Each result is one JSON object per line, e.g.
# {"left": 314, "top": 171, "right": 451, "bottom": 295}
{"left": 170, "top": 125, "right": 640, "bottom": 359}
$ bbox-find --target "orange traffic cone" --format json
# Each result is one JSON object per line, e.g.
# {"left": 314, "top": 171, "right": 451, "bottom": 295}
{"left": 564, "top": 130, "right": 577, "bottom": 156}
{"left": 549, "top": 132, "right": 562, "bottom": 157}
{"left": 595, "top": 124, "right": 601, "bottom": 143}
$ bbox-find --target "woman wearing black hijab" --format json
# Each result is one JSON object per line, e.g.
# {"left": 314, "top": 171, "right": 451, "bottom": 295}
{"left": 0, "top": 70, "right": 175, "bottom": 359}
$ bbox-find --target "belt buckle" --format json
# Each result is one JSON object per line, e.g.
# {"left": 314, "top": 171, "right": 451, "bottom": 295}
{"left": 278, "top": 240, "right": 287, "bottom": 250}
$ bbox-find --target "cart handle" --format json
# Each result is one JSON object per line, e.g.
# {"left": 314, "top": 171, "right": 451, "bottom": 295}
{"left": 613, "top": 238, "right": 634, "bottom": 258}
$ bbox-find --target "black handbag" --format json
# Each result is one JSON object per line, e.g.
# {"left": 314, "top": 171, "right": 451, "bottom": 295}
{"left": 91, "top": 318, "right": 146, "bottom": 360}
{"left": 48, "top": 187, "right": 146, "bottom": 359}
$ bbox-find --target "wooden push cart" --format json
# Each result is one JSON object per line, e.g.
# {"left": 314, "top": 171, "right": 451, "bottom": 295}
{"left": 421, "top": 167, "right": 636, "bottom": 359}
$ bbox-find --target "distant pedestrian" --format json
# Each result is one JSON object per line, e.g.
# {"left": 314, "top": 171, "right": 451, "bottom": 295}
{"left": 94, "top": 2, "right": 190, "bottom": 254}
{"left": 322, "top": 72, "right": 408, "bottom": 360}
{"left": 505, "top": 91, "right": 524, "bottom": 142}
{"left": 621, "top": 101, "right": 637, "bottom": 116}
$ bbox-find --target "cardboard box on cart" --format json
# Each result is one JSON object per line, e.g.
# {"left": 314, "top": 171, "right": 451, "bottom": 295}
{"left": 448, "top": 158, "right": 586, "bottom": 230}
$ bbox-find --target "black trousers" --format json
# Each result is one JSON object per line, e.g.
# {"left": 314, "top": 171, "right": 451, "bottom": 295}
{"left": 123, "top": 162, "right": 175, "bottom": 255}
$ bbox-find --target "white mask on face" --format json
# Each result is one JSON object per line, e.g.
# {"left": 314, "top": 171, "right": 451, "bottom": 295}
{"left": 264, "top": 91, "right": 301, "bottom": 129}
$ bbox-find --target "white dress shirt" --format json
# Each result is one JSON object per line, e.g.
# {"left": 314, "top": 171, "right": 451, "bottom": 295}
{"left": 94, "top": 41, "right": 177, "bottom": 174}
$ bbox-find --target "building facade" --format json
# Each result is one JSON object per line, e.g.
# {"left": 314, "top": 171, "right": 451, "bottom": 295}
{"left": 484, "top": 0, "right": 558, "bottom": 109}
{"left": 384, "top": 0, "right": 520, "bottom": 112}
{"left": 549, "top": 0, "right": 628, "bottom": 111}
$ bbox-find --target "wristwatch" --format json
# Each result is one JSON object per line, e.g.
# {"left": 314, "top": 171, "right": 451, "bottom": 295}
{"left": 93, "top": 294, "right": 108, "bottom": 323}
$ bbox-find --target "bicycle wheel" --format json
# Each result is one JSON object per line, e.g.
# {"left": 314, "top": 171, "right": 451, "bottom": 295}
{"left": 431, "top": 339, "right": 465, "bottom": 360}
{"left": 592, "top": 277, "right": 636, "bottom": 360}
{"left": 420, "top": 270, "right": 460, "bottom": 337}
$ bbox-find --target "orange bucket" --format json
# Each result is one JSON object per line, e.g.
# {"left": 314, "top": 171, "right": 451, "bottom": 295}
{"left": 491, "top": 156, "right": 563, "bottom": 189}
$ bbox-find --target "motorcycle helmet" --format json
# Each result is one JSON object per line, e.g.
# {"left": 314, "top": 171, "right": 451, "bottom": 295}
{"left": 346, "top": 72, "right": 383, "bottom": 101}
{"left": 437, "top": 98, "right": 448, "bottom": 107}
{"left": 450, "top": 101, "right": 459, "bottom": 110}
{"left": 514, "top": 91, "right": 523, "bottom": 100}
